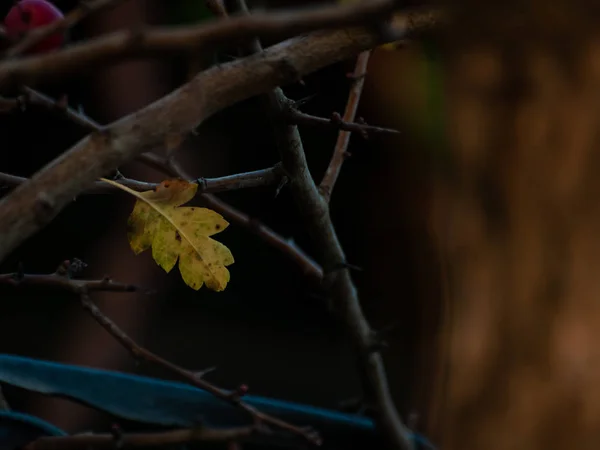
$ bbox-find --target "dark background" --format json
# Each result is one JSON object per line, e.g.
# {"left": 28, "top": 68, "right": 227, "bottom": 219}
{"left": 0, "top": 0, "right": 443, "bottom": 441}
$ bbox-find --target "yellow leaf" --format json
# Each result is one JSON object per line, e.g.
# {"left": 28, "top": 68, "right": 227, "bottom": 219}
{"left": 100, "top": 178, "right": 234, "bottom": 291}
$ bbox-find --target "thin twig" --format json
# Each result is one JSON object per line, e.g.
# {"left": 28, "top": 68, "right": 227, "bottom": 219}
{"left": 78, "top": 293, "right": 321, "bottom": 445}
{"left": 4, "top": 0, "right": 129, "bottom": 58}
{"left": 0, "top": 259, "right": 139, "bottom": 293}
{"left": 24, "top": 426, "right": 258, "bottom": 450}
{"left": 319, "top": 51, "right": 372, "bottom": 202}
{"left": 16, "top": 86, "right": 179, "bottom": 170}
{"left": 285, "top": 107, "right": 398, "bottom": 136}
{"left": 0, "top": 166, "right": 282, "bottom": 196}
{"left": 5, "top": 88, "right": 398, "bottom": 138}
{"left": 18, "top": 86, "right": 104, "bottom": 130}
{"left": 0, "top": 1, "right": 424, "bottom": 89}
{"left": 226, "top": 2, "right": 413, "bottom": 449}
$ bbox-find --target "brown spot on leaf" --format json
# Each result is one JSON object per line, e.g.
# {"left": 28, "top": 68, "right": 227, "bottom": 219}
{"left": 175, "top": 231, "right": 182, "bottom": 242}
{"left": 127, "top": 219, "right": 140, "bottom": 234}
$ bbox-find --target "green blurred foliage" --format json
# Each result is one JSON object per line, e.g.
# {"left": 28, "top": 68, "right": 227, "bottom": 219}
{"left": 418, "top": 38, "right": 450, "bottom": 168}
{"left": 166, "top": 1, "right": 215, "bottom": 25}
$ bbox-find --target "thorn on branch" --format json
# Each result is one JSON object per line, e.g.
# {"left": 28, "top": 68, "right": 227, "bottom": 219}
{"left": 303, "top": 427, "right": 323, "bottom": 447}
{"left": 324, "top": 260, "right": 363, "bottom": 275}
{"left": 356, "top": 117, "right": 369, "bottom": 139}
{"left": 346, "top": 70, "right": 367, "bottom": 82}
{"left": 109, "top": 169, "right": 124, "bottom": 180}
{"left": 90, "top": 126, "right": 113, "bottom": 148}
{"left": 330, "top": 111, "right": 343, "bottom": 124}
{"left": 274, "top": 174, "right": 288, "bottom": 197}
{"left": 193, "top": 366, "right": 217, "bottom": 379}
{"left": 110, "top": 423, "right": 125, "bottom": 450}
{"left": 15, "top": 94, "right": 27, "bottom": 112}
{"left": 365, "top": 330, "right": 389, "bottom": 355}
{"left": 225, "top": 383, "right": 249, "bottom": 403}
{"left": 286, "top": 106, "right": 398, "bottom": 137}
{"left": 236, "top": 383, "right": 249, "bottom": 397}
{"left": 293, "top": 94, "right": 317, "bottom": 107}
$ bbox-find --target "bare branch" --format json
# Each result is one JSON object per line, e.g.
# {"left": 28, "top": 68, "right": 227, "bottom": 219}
{"left": 225, "top": 2, "right": 414, "bottom": 450}
{"left": 18, "top": 86, "right": 104, "bottom": 130}
{"left": 161, "top": 157, "right": 325, "bottom": 282}
{"left": 0, "top": 1, "right": 420, "bottom": 90}
{"left": 1, "top": 87, "right": 323, "bottom": 281}
{"left": 0, "top": 165, "right": 282, "bottom": 195}
{"left": 2, "top": 258, "right": 319, "bottom": 443}
{"left": 24, "top": 426, "right": 258, "bottom": 450}
{"left": 0, "top": 259, "right": 139, "bottom": 294}
{"left": 4, "top": 0, "right": 129, "bottom": 58}
{"left": 225, "top": 0, "right": 422, "bottom": 450}
{"left": 0, "top": 10, "right": 438, "bottom": 263}
{"left": 202, "top": 192, "right": 323, "bottom": 281}
{"left": 286, "top": 107, "right": 399, "bottom": 136}
{"left": 77, "top": 294, "right": 320, "bottom": 445}
{"left": 24, "top": 426, "right": 257, "bottom": 450}
{"left": 319, "top": 51, "right": 372, "bottom": 202}
{"left": 270, "top": 89, "right": 417, "bottom": 450}
{"left": 14, "top": 87, "right": 182, "bottom": 171}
